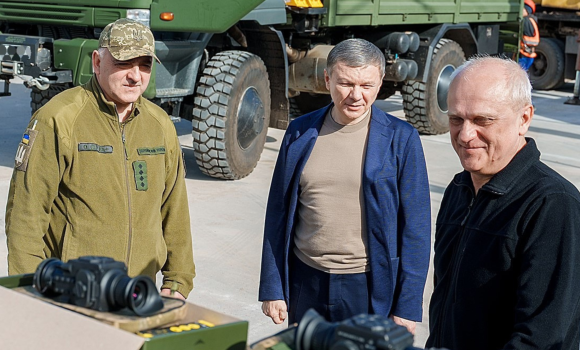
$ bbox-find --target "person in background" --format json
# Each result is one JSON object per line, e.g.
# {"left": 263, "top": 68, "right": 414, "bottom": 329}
{"left": 519, "top": 0, "right": 540, "bottom": 71}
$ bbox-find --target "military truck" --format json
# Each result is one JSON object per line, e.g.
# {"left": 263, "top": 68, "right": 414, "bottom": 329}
{"left": 529, "top": 0, "right": 580, "bottom": 90}
{"left": 0, "top": 0, "right": 521, "bottom": 179}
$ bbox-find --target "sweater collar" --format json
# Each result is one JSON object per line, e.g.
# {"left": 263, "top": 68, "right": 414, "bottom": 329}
{"left": 455, "top": 137, "right": 541, "bottom": 195}
{"left": 87, "top": 75, "right": 142, "bottom": 122}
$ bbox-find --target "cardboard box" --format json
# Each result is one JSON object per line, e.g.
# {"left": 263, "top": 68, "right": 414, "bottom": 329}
{"left": 0, "top": 274, "right": 248, "bottom": 350}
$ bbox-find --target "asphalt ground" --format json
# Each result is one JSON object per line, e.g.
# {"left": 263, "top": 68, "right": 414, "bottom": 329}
{"left": 1, "top": 80, "right": 579, "bottom": 347}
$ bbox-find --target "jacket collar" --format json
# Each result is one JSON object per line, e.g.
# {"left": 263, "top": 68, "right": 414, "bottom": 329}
{"left": 86, "top": 75, "right": 142, "bottom": 122}
{"left": 364, "top": 104, "right": 394, "bottom": 173}
{"left": 455, "top": 137, "right": 541, "bottom": 195}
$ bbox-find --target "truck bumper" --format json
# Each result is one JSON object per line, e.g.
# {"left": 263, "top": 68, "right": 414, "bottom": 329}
{"left": 0, "top": 34, "right": 53, "bottom": 78}
{"left": 1, "top": 34, "right": 74, "bottom": 95}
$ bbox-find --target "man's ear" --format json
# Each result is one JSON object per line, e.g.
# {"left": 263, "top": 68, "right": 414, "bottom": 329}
{"left": 519, "top": 104, "right": 533, "bottom": 136}
{"left": 324, "top": 69, "right": 330, "bottom": 91}
{"left": 92, "top": 50, "right": 100, "bottom": 75}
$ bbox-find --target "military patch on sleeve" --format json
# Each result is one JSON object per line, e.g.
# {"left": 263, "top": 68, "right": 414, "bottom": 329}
{"left": 15, "top": 128, "right": 39, "bottom": 172}
{"left": 133, "top": 160, "right": 148, "bottom": 191}
{"left": 78, "top": 143, "right": 113, "bottom": 153}
{"left": 137, "top": 146, "right": 166, "bottom": 155}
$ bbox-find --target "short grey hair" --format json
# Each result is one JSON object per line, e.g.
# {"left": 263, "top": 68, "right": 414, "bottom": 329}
{"left": 98, "top": 47, "right": 107, "bottom": 59}
{"left": 327, "top": 38, "right": 385, "bottom": 77}
{"left": 450, "top": 55, "right": 532, "bottom": 109}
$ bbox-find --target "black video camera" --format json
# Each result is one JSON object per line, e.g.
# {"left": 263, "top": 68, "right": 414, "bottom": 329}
{"left": 33, "top": 256, "right": 164, "bottom": 316}
{"left": 294, "top": 309, "right": 421, "bottom": 350}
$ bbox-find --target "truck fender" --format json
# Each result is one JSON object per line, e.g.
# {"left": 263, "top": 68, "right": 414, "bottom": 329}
{"left": 413, "top": 23, "right": 477, "bottom": 83}
{"left": 243, "top": 25, "right": 290, "bottom": 130}
{"left": 402, "top": 24, "right": 476, "bottom": 135}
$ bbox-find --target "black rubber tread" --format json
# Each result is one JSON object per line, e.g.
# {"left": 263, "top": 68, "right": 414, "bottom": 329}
{"left": 289, "top": 97, "right": 302, "bottom": 120}
{"left": 192, "top": 50, "right": 270, "bottom": 180}
{"left": 289, "top": 93, "right": 332, "bottom": 120}
{"left": 402, "top": 38, "right": 465, "bottom": 135}
{"left": 30, "top": 84, "right": 71, "bottom": 115}
{"left": 529, "top": 37, "right": 565, "bottom": 90}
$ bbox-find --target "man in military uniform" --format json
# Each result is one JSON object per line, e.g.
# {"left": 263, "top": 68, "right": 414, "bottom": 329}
{"left": 5, "top": 18, "right": 195, "bottom": 299}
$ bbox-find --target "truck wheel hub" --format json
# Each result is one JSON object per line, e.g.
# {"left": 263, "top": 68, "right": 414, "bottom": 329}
{"left": 436, "top": 64, "right": 455, "bottom": 113}
{"left": 237, "top": 87, "right": 265, "bottom": 150}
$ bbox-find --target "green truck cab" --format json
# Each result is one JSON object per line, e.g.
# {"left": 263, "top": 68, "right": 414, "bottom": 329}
{"left": 0, "top": 0, "right": 521, "bottom": 179}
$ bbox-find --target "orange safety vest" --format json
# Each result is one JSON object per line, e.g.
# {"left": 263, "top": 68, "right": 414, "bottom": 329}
{"left": 520, "top": 16, "right": 540, "bottom": 58}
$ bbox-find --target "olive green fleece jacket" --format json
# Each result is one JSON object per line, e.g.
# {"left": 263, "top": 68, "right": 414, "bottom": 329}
{"left": 5, "top": 76, "right": 195, "bottom": 297}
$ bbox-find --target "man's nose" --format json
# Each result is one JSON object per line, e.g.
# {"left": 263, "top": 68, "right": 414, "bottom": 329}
{"left": 458, "top": 121, "right": 477, "bottom": 142}
{"left": 350, "top": 86, "right": 362, "bottom": 100}
{"left": 127, "top": 65, "right": 141, "bottom": 82}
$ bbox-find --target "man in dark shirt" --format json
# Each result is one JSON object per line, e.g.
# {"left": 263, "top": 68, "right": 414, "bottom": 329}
{"left": 427, "top": 56, "right": 580, "bottom": 350}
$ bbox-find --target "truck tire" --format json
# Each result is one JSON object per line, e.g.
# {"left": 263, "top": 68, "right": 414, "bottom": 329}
{"left": 402, "top": 38, "right": 465, "bottom": 135}
{"left": 192, "top": 51, "right": 270, "bottom": 180}
{"left": 30, "top": 84, "right": 71, "bottom": 115}
{"left": 529, "top": 38, "right": 565, "bottom": 90}
{"left": 289, "top": 97, "right": 302, "bottom": 120}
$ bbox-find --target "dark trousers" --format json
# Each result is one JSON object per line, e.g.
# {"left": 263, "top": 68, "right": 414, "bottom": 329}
{"left": 288, "top": 252, "right": 372, "bottom": 324}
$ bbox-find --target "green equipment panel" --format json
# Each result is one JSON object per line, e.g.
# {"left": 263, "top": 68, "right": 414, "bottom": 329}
{"left": 150, "top": 0, "right": 266, "bottom": 32}
{"left": 324, "top": 0, "right": 521, "bottom": 26}
{"left": 54, "top": 38, "right": 98, "bottom": 87}
{"left": 0, "top": 2, "right": 125, "bottom": 28}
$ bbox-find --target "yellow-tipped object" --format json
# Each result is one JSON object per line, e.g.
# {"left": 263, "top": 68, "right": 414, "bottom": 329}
{"left": 285, "top": 0, "right": 324, "bottom": 8}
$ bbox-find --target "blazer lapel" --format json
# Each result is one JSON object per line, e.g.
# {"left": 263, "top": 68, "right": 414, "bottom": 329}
{"left": 284, "top": 107, "right": 328, "bottom": 190}
{"left": 364, "top": 105, "right": 394, "bottom": 181}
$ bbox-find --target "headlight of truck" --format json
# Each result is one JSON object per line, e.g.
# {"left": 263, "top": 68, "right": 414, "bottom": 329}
{"left": 127, "top": 10, "right": 150, "bottom": 27}
{"left": 36, "top": 47, "right": 51, "bottom": 71}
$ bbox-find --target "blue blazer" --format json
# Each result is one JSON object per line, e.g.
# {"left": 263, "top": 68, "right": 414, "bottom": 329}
{"left": 259, "top": 104, "right": 431, "bottom": 321}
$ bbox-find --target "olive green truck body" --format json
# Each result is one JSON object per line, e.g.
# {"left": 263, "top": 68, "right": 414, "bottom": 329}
{"left": 0, "top": 0, "right": 521, "bottom": 179}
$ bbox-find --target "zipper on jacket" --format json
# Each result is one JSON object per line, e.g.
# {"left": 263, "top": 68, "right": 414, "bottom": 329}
{"left": 435, "top": 193, "right": 475, "bottom": 345}
{"left": 120, "top": 123, "right": 133, "bottom": 266}
{"left": 460, "top": 197, "right": 475, "bottom": 226}
{"left": 121, "top": 125, "right": 129, "bottom": 160}
{"left": 452, "top": 196, "right": 475, "bottom": 302}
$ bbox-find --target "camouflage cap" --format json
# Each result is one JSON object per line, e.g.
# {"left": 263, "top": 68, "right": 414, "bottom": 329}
{"left": 99, "top": 18, "right": 160, "bottom": 63}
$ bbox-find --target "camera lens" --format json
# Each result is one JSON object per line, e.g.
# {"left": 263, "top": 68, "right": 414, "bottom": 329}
{"left": 105, "top": 271, "right": 163, "bottom": 316}
{"left": 295, "top": 309, "right": 418, "bottom": 350}
{"left": 33, "top": 257, "right": 164, "bottom": 316}
{"left": 33, "top": 258, "right": 65, "bottom": 296}
{"left": 127, "top": 278, "right": 151, "bottom": 310}
{"left": 295, "top": 309, "right": 337, "bottom": 350}
{"left": 132, "top": 281, "right": 145, "bottom": 304}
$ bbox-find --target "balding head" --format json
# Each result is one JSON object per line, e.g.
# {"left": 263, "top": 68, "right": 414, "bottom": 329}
{"left": 449, "top": 55, "right": 532, "bottom": 112}
{"left": 446, "top": 55, "right": 534, "bottom": 192}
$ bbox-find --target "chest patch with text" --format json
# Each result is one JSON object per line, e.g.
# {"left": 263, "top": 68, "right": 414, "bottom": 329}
{"left": 78, "top": 143, "right": 113, "bottom": 154}
{"left": 137, "top": 146, "right": 166, "bottom": 155}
